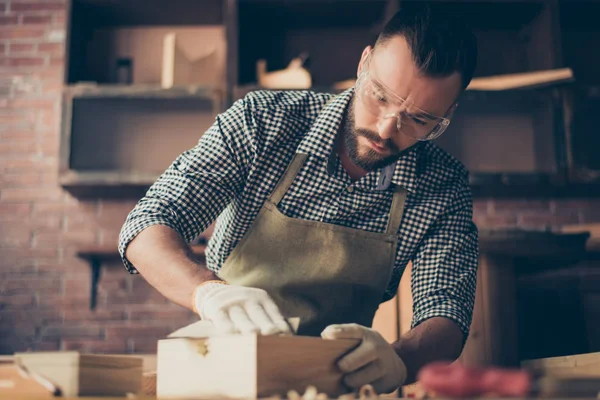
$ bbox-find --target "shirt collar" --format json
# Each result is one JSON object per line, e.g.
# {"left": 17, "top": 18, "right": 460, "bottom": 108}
{"left": 297, "top": 88, "right": 417, "bottom": 194}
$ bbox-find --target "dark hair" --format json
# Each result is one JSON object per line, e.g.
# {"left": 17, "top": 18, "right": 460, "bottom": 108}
{"left": 375, "top": 3, "right": 478, "bottom": 90}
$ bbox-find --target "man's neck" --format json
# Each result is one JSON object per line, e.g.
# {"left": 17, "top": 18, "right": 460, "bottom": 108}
{"left": 335, "top": 133, "right": 368, "bottom": 182}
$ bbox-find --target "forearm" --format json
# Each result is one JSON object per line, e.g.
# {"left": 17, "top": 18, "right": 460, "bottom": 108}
{"left": 392, "top": 317, "right": 464, "bottom": 384}
{"left": 125, "top": 224, "right": 222, "bottom": 310}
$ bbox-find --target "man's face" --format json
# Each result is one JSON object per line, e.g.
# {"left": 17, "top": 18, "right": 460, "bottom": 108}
{"left": 342, "top": 36, "right": 462, "bottom": 171}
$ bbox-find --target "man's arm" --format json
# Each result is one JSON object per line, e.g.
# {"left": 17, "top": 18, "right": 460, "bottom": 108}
{"left": 125, "top": 225, "right": 220, "bottom": 310}
{"left": 398, "top": 178, "right": 479, "bottom": 382}
{"left": 118, "top": 98, "right": 254, "bottom": 308}
{"left": 393, "top": 316, "right": 463, "bottom": 383}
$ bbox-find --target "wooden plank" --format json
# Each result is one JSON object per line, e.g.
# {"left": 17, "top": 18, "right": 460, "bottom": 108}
{"left": 14, "top": 352, "right": 142, "bottom": 398}
{"left": 467, "top": 68, "right": 573, "bottom": 91}
{"left": 522, "top": 352, "right": 600, "bottom": 377}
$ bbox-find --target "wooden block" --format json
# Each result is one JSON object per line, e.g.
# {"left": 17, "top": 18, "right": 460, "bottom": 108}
{"left": 14, "top": 352, "right": 143, "bottom": 397}
{"left": 157, "top": 335, "right": 360, "bottom": 399}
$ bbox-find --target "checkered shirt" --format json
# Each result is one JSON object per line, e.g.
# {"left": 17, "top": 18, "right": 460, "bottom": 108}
{"left": 118, "top": 88, "right": 479, "bottom": 338}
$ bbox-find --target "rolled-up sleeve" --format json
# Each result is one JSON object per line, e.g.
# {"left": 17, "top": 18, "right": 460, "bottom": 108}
{"left": 410, "top": 179, "right": 479, "bottom": 342}
{"left": 118, "top": 98, "right": 255, "bottom": 273}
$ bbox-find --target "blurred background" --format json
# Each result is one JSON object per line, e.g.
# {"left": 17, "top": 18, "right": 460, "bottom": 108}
{"left": 1, "top": 0, "right": 600, "bottom": 373}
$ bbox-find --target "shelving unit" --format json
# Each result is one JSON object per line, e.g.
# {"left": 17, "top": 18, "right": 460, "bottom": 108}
{"left": 59, "top": 84, "right": 222, "bottom": 198}
{"left": 62, "top": 0, "right": 600, "bottom": 198}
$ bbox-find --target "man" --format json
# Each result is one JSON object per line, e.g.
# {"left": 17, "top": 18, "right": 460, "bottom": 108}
{"left": 119, "top": 3, "right": 479, "bottom": 395}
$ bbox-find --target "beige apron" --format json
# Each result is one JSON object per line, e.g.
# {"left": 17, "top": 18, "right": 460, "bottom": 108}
{"left": 218, "top": 153, "right": 407, "bottom": 336}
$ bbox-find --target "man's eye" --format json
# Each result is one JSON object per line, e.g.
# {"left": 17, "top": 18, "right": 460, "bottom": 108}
{"left": 411, "top": 117, "right": 427, "bottom": 126}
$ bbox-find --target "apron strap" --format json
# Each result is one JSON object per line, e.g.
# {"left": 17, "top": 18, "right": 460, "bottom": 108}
{"left": 270, "top": 153, "right": 309, "bottom": 206}
{"left": 386, "top": 185, "right": 408, "bottom": 235}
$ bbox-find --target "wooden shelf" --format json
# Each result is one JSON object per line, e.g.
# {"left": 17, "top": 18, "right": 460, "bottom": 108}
{"left": 64, "top": 84, "right": 223, "bottom": 100}
{"left": 76, "top": 244, "right": 206, "bottom": 310}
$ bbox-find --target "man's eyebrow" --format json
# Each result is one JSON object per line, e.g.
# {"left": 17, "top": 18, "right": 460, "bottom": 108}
{"left": 374, "top": 77, "right": 440, "bottom": 120}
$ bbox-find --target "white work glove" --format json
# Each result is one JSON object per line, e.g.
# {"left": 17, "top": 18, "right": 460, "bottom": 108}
{"left": 321, "top": 323, "right": 407, "bottom": 394}
{"left": 194, "top": 282, "right": 291, "bottom": 336}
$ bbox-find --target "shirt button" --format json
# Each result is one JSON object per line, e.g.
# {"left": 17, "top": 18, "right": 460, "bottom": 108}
{"left": 347, "top": 185, "right": 354, "bottom": 193}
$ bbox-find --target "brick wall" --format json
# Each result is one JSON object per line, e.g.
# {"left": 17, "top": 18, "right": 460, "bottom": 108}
{"left": 1, "top": 0, "right": 600, "bottom": 355}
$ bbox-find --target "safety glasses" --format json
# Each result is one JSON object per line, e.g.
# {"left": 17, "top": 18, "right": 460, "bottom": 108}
{"left": 355, "top": 51, "right": 454, "bottom": 141}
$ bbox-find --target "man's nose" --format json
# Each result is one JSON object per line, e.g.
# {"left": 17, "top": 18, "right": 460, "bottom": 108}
{"left": 377, "top": 114, "right": 398, "bottom": 140}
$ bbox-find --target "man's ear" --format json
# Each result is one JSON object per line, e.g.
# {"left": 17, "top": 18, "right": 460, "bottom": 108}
{"left": 357, "top": 46, "right": 372, "bottom": 78}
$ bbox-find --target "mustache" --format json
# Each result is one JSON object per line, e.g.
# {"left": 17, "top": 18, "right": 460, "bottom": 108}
{"left": 354, "top": 128, "right": 398, "bottom": 152}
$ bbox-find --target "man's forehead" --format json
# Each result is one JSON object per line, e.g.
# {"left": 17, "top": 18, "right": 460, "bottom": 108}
{"left": 370, "top": 37, "right": 462, "bottom": 116}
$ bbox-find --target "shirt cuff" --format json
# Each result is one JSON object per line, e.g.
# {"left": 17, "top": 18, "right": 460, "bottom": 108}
{"left": 118, "top": 199, "right": 182, "bottom": 273}
{"left": 411, "top": 301, "right": 472, "bottom": 345}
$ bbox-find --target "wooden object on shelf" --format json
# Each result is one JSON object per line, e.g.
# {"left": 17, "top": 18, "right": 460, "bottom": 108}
{"left": 87, "top": 26, "right": 226, "bottom": 87}
{"left": 256, "top": 54, "right": 311, "bottom": 89}
{"left": 467, "top": 68, "right": 574, "bottom": 91}
{"left": 13, "top": 352, "right": 142, "bottom": 397}
{"left": 522, "top": 352, "right": 600, "bottom": 378}
{"left": 161, "top": 29, "right": 226, "bottom": 89}
{"left": 562, "top": 223, "right": 600, "bottom": 252}
{"left": 156, "top": 333, "right": 359, "bottom": 399}
{"left": 75, "top": 244, "right": 206, "bottom": 310}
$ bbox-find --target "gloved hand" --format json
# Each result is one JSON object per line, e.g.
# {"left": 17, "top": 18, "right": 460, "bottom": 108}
{"left": 193, "top": 281, "right": 291, "bottom": 336}
{"left": 321, "top": 323, "right": 407, "bottom": 394}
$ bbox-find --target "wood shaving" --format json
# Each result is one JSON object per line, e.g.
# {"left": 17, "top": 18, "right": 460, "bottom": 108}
{"left": 277, "top": 384, "right": 382, "bottom": 400}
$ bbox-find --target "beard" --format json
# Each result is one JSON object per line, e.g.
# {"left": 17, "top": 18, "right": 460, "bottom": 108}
{"left": 341, "top": 98, "right": 401, "bottom": 171}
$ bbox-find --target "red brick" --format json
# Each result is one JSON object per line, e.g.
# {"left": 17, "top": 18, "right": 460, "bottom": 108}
{"left": 0, "top": 157, "right": 56, "bottom": 173}
{"left": 105, "top": 325, "right": 172, "bottom": 340}
{"left": 63, "top": 309, "right": 127, "bottom": 322}
{"left": 41, "top": 80, "right": 62, "bottom": 94}
{"left": 472, "top": 200, "right": 491, "bottom": 216}
{"left": 0, "top": 248, "right": 58, "bottom": 270}
{"left": 129, "top": 338, "right": 159, "bottom": 353}
{"left": 42, "top": 324, "right": 104, "bottom": 339}
{"left": 9, "top": 42, "right": 36, "bottom": 53}
{"left": 0, "top": 172, "right": 44, "bottom": 187}
{"left": 33, "top": 229, "right": 98, "bottom": 249}
{"left": 0, "top": 330, "right": 38, "bottom": 353}
{"left": 54, "top": 11, "right": 66, "bottom": 25}
{"left": 0, "top": 43, "right": 5, "bottom": 54}
{"left": 1, "top": 187, "right": 63, "bottom": 202}
{"left": 0, "top": 27, "right": 45, "bottom": 40}
{"left": 129, "top": 309, "right": 194, "bottom": 321}
{"left": 22, "top": 15, "right": 53, "bottom": 24}
{"left": 0, "top": 130, "right": 36, "bottom": 141}
{"left": 0, "top": 140, "right": 38, "bottom": 155}
{"left": 0, "top": 294, "right": 35, "bottom": 308}
{"left": 517, "top": 211, "right": 580, "bottom": 229}
{"left": 40, "top": 293, "right": 98, "bottom": 308}
{"left": 39, "top": 134, "right": 59, "bottom": 156}
{"left": 10, "top": 2, "right": 65, "bottom": 12}
{"left": 61, "top": 339, "right": 128, "bottom": 354}
{"left": 9, "top": 97, "right": 57, "bottom": 109}
{"left": 0, "top": 15, "right": 19, "bottom": 24}
{"left": 0, "top": 224, "right": 31, "bottom": 246}
{"left": 0, "top": 3, "right": 6, "bottom": 13}
{"left": 33, "top": 200, "right": 82, "bottom": 215}
{"left": 48, "top": 55, "right": 63, "bottom": 66}
{"left": 0, "top": 203, "right": 31, "bottom": 217}
{"left": 2, "top": 276, "right": 62, "bottom": 295}
{"left": 0, "top": 310, "right": 62, "bottom": 328}
{"left": 492, "top": 200, "right": 551, "bottom": 213}
{"left": 0, "top": 112, "right": 35, "bottom": 126}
